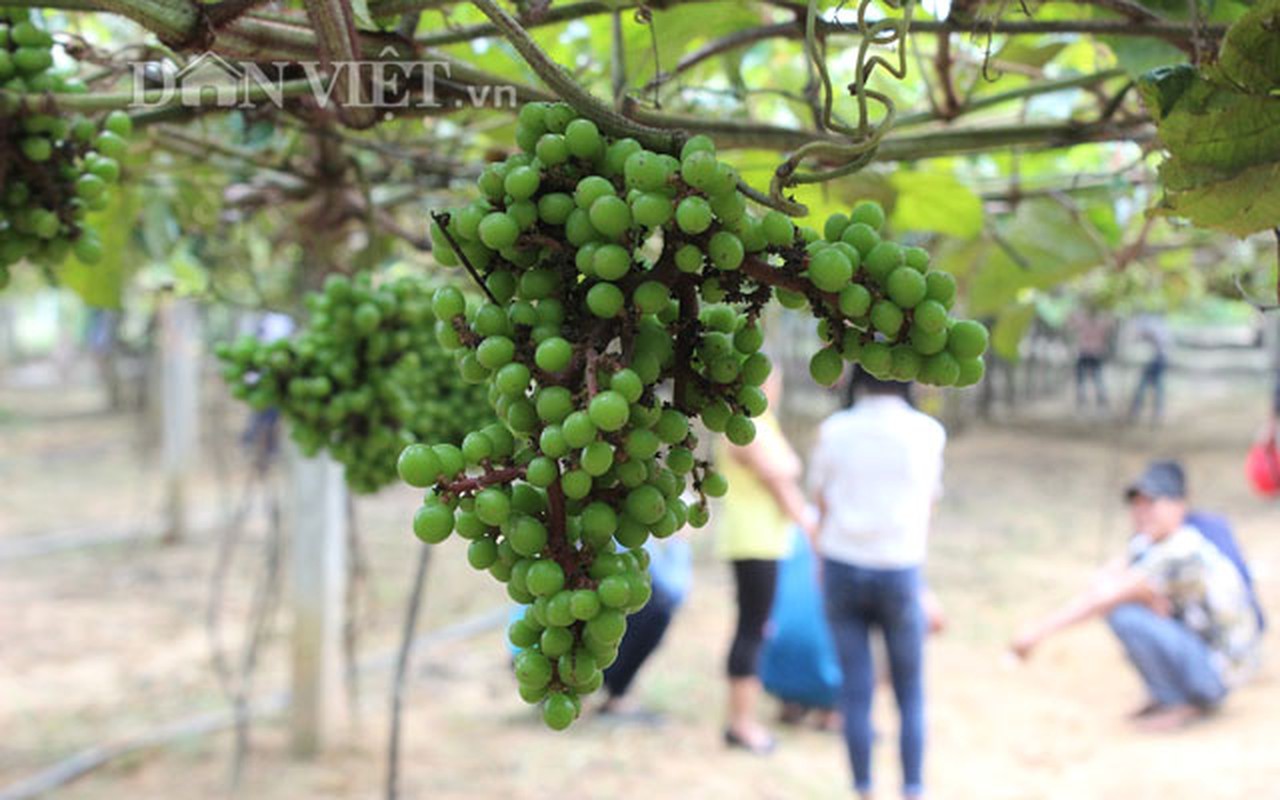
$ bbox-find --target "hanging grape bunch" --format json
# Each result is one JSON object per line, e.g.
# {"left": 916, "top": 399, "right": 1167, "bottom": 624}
{"left": 216, "top": 274, "right": 496, "bottom": 493}
{"left": 403, "top": 101, "right": 988, "bottom": 730}
{"left": 0, "top": 9, "right": 130, "bottom": 289}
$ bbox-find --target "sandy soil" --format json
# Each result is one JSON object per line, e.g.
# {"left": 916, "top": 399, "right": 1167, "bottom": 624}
{"left": 2, "top": 369, "right": 1278, "bottom": 800}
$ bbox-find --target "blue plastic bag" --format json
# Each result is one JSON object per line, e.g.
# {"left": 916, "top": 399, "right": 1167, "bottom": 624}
{"left": 760, "top": 528, "right": 842, "bottom": 709}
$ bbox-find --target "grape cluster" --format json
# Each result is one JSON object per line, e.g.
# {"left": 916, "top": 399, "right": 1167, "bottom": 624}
{"left": 216, "top": 274, "right": 495, "bottom": 493}
{"left": 802, "top": 203, "right": 988, "bottom": 387}
{"left": 404, "top": 102, "right": 987, "bottom": 729}
{"left": 0, "top": 10, "right": 130, "bottom": 288}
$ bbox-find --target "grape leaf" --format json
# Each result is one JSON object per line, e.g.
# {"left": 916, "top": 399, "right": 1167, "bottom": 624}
{"left": 888, "top": 170, "right": 983, "bottom": 239}
{"left": 991, "top": 302, "right": 1037, "bottom": 361}
{"left": 967, "top": 199, "right": 1107, "bottom": 316}
{"left": 1136, "top": 3, "right": 1280, "bottom": 238}
{"left": 1214, "top": 0, "right": 1280, "bottom": 93}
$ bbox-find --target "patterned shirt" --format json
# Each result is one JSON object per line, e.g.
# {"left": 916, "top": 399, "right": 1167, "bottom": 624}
{"left": 1129, "top": 525, "right": 1261, "bottom": 684}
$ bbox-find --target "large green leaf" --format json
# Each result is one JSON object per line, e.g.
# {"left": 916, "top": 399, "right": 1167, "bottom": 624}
{"left": 1214, "top": 0, "right": 1280, "bottom": 93}
{"left": 888, "top": 170, "right": 984, "bottom": 239}
{"left": 1138, "top": 70, "right": 1280, "bottom": 235}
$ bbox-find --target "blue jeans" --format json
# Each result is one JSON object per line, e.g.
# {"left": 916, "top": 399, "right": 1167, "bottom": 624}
{"left": 1129, "top": 357, "right": 1166, "bottom": 421}
{"left": 1107, "top": 604, "right": 1227, "bottom": 708}
{"left": 823, "top": 559, "right": 926, "bottom": 797}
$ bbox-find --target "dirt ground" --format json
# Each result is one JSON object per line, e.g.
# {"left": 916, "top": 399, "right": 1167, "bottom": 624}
{"left": 2, "top": 364, "right": 1278, "bottom": 800}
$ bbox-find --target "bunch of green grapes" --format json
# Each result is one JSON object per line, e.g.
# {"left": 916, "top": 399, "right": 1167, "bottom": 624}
{"left": 799, "top": 204, "right": 987, "bottom": 387}
{"left": 0, "top": 10, "right": 130, "bottom": 289}
{"left": 402, "top": 101, "right": 988, "bottom": 730}
{"left": 216, "top": 274, "right": 495, "bottom": 493}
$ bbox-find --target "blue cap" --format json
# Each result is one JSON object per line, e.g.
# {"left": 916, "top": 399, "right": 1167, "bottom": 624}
{"left": 1125, "top": 460, "right": 1187, "bottom": 501}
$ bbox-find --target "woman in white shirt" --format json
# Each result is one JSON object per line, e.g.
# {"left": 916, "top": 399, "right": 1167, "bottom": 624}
{"left": 808, "top": 371, "right": 945, "bottom": 800}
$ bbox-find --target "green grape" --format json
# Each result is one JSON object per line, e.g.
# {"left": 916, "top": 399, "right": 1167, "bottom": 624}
{"left": 537, "top": 193, "right": 575, "bottom": 225}
{"left": 841, "top": 222, "right": 880, "bottom": 256}
{"left": 580, "top": 441, "right": 614, "bottom": 476}
{"left": 809, "top": 249, "right": 853, "bottom": 292}
{"left": 632, "top": 281, "right": 670, "bottom": 314}
{"left": 589, "top": 195, "right": 632, "bottom": 238}
{"left": 701, "top": 471, "right": 728, "bottom": 498}
{"left": 478, "top": 212, "right": 519, "bottom": 250}
{"left": 956, "top": 356, "right": 986, "bottom": 387}
{"left": 675, "top": 196, "right": 713, "bottom": 234}
{"left": 860, "top": 341, "right": 893, "bottom": 376}
{"left": 564, "top": 118, "right": 604, "bottom": 159}
{"left": 562, "top": 411, "right": 597, "bottom": 448}
{"left": 823, "top": 213, "right": 849, "bottom": 242}
{"left": 624, "top": 150, "right": 669, "bottom": 191}
{"left": 475, "top": 487, "right": 511, "bottom": 526}
{"left": 535, "top": 337, "right": 573, "bottom": 372}
{"left": 918, "top": 351, "right": 958, "bottom": 385}
{"left": 886, "top": 267, "right": 927, "bottom": 308}
{"left": 809, "top": 347, "right": 844, "bottom": 386}
{"left": 588, "top": 390, "right": 629, "bottom": 432}
{"left": 631, "top": 192, "right": 673, "bottom": 227}
{"left": 570, "top": 589, "right": 602, "bottom": 620}
{"left": 542, "top": 692, "right": 577, "bottom": 730}
{"left": 849, "top": 200, "right": 886, "bottom": 231}
{"left": 947, "top": 319, "right": 989, "bottom": 360}
{"left": 913, "top": 299, "right": 948, "bottom": 334}
{"left": 592, "top": 244, "right": 630, "bottom": 281}
{"left": 864, "top": 241, "right": 904, "bottom": 284}
{"left": 413, "top": 502, "right": 455, "bottom": 544}
{"left": 761, "top": 211, "right": 796, "bottom": 246}
{"left": 476, "top": 335, "right": 516, "bottom": 369}
{"left": 890, "top": 346, "right": 922, "bottom": 381}
{"left": 839, "top": 284, "right": 872, "bottom": 317}
{"left": 870, "top": 300, "right": 905, "bottom": 337}
{"left": 708, "top": 231, "right": 744, "bottom": 271}
{"left": 675, "top": 244, "right": 703, "bottom": 273}
{"left": 398, "top": 444, "right": 441, "bottom": 487}
{"left": 904, "top": 246, "right": 930, "bottom": 271}
{"left": 535, "top": 134, "right": 569, "bottom": 166}
{"left": 526, "top": 559, "right": 565, "bottom": 596}
{"left": 586, "top": 283, "right": 625, "bottom": 318}
{"left": 925, "top": 271, "right": 958, "bottom": 308}
{"left": 725, "top": 414, "right": 757, "bottom": 446}
{"left": 680, "top": 150, "right": 718, "bottom": 190}
{"left": 504, "top": 166, "right": 541, "bottom": 200}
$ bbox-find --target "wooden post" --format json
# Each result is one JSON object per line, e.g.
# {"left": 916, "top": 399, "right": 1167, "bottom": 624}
{"left": 287, "top": 440, "right": 349, "bottom": 757}
{"left": 158, "top": 294, "right": 201, "bottom": 543}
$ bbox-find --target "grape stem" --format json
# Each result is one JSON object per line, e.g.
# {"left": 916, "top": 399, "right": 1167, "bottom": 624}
{"left": 437, "top": 463, "right": 526, "bottom": 499}
{"left": 584, "top": 348, "right": 600, "bottom": 397}
{"left": 429, "top": 211, "right": 498, "bottom": 304}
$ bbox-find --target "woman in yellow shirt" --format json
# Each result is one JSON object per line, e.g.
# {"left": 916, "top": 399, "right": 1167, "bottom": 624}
{"left": 716, "top": 371, "right": 812, "bottom": 753}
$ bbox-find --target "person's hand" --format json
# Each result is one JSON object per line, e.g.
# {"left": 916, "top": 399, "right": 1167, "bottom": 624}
{"left": 1010, "top": 630, "right": 1040, "bottom": 662}
{"left": 921, "top": 591, "right": 947, "bottom": 635}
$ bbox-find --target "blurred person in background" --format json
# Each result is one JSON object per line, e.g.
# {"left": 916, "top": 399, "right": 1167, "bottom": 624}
{"left": 1128, "top": 312, "right": 1172, "bottom": 425}
{"left": 1012, "top": 461, "right": 1262, "bottom": 732}
{"left": 808, "top": 369, "right": 946, "bottom": 800}
{"left": 716, "top": 369, "right": 812, "bottom": 754}
{"left": 1068, "top": 303, "right": 1113, "bottom": 412}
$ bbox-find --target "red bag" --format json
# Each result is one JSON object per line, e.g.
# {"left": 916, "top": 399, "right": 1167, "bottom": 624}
{"left": 1246, "top": 441, "right": 1280, "bottom": 497}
